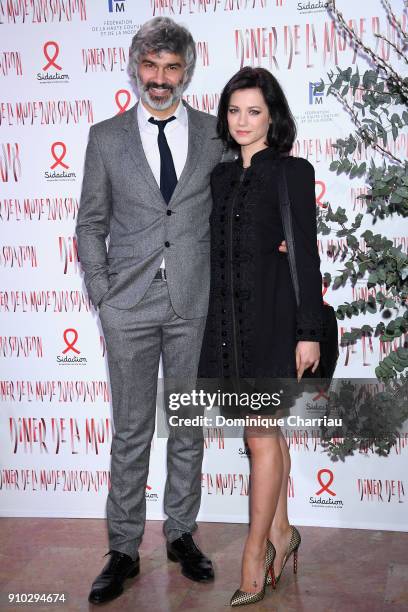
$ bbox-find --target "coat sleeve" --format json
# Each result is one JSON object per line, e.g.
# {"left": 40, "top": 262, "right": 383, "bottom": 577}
{"left": 286, "top": 157, "right": 325, "bottom": 342}
{"left": 75, "top": 126, "right": 111, "bottom": 308}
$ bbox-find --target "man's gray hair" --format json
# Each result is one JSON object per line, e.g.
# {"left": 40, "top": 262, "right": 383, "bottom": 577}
{"left": 128, "top": 17, "right": 196, "bottom": 89}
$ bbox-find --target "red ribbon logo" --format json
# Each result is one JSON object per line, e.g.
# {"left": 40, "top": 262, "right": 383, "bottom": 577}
{"left": 322, "top": 282, "right": 330, "bottom": 305}
{"left": 312, "top": 386, "right": 330, "bottom": 401}
{"left": 50, "top": 142, "right": 69, "bottom": 169}
{"left": 62, "top": 328, "right": 80, "bottom": 354}
{"left": 115, "top": 89, "right": 131, "bottom": 114}
{"left": 316, "top": 468, "right": 336, "bottom": 496}
{"left": 43, "top": 41, "right": 62, "bottom": 71}
{"left": 315, "top": 180, "right": 326, "bottom": 208}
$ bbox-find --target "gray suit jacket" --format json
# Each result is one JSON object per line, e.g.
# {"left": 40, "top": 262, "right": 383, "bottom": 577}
{"left": 76, "top": 101, "right": 224, "bottom": 318}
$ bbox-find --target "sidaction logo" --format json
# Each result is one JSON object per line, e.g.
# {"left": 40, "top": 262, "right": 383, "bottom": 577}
{"left": 56, "top": 329, "right": 87, "bottom": 365}
{"left": 45, "top": 142, "right": 76, "bottom": 181}
{"left": 115, "top": 89, "right": 132, "bottom": 114}
{"left": 145, "top": 484, "right": 158, "bottom": 501}
{"left": 297, "top": 1, "right": 330, "bottom": 13}
{"left": 309, "top": 468, "right": 344, "bottom": 509}
{"left": 37, "top": 41, "right": 69, "bottom": 83}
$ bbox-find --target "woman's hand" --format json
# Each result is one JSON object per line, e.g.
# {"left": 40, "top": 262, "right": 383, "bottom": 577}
{"left": 295, "top": 341, "right": 320, "bottom": 382}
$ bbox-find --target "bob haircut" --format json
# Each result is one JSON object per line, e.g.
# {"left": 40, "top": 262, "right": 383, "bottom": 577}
{"left": 217, "top": 67, "right": 297, "bottom": 155}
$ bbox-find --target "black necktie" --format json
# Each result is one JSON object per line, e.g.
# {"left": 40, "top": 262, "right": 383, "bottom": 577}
{"left": 148, "top": 116, "right": 177, "bottom": 205}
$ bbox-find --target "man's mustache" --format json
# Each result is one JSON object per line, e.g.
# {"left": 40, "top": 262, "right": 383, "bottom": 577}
{"left": 145, "top": 82, "right": 173, "bottom": 92}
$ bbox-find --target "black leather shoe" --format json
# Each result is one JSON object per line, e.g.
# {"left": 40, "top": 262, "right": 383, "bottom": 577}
{"left": 167, "top": 533, "right": 214, "bottom": 582}
{"left": 88, "top": 550, "right": 140, "bottom": 604}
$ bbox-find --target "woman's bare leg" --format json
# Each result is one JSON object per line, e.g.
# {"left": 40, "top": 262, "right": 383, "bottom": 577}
{"left": 239, "top": 428, "right": 283, "bottom": 592}
{"left": 268, "top": 429, "right": 293, "bottom": 577}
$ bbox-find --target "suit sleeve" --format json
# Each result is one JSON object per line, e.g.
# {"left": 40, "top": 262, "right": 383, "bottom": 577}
{"left": 286, "top": 158, "right": 325, "bottom": 342}
{"left": 76, "top": 126, "right": 112, "bottom": 308}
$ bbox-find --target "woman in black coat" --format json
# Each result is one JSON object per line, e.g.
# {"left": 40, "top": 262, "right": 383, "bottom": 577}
{"left": 198, "top": 67, "right": 325, "bottom": 606}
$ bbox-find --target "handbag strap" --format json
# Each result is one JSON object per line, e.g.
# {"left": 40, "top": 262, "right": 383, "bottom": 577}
{"left": 277, "top": 159, "right": 301, "bottom": 308}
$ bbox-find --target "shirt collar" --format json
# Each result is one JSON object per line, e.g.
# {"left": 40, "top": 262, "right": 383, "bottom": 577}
{"left": 137, "top": 99, "right": 188, "bottom": 131}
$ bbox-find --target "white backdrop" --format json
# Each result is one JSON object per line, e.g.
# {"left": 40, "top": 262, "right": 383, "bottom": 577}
{"left": 0, "top": 0, "right": 407, "bottom": 530}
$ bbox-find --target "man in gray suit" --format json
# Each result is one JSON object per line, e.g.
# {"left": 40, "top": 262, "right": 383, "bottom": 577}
{"left": 76, "top": 17, "right": 223, "bottom": 604}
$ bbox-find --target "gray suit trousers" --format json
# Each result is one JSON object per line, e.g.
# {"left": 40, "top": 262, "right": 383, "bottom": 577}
{"left": 99, "top": 277, "right": 206, "bottom": 560}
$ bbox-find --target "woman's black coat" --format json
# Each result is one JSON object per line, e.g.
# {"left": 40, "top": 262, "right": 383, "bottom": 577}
{"left": 198, "top": 148, "right": 325, "bottom": 381}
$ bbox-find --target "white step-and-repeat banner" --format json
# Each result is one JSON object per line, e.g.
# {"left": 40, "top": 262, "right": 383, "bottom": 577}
{"left": 1, "top": 0, "right": 407, "bottom": 530}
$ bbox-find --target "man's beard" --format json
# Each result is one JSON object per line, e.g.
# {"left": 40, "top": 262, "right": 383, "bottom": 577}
{"left": 136, "top": 74, "right": 185, "bottom": 111}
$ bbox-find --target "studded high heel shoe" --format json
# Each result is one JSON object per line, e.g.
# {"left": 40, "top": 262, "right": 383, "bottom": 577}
{"left": 230, "top": 540, "right": 276, "bottom": 607}
{"left": 266, "top": 525, "right": 301, "bottom": 587}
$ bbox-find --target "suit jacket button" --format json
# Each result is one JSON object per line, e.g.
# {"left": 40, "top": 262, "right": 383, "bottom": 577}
{"left": 165, "top": 241, "right": 170, "bottom": 247}
{"left": 167, "top": 210, "right": 172, "bottom": 216}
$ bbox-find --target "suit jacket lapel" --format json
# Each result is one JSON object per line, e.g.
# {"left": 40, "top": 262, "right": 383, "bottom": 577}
{"left": 122, "top": 103, "right": 165, "bottom": 208}
{"left": 122, "top": 101, "right": 204, "bottom": 208}
{"left": 169, "top": 101, "right": 203, "bottom": 206}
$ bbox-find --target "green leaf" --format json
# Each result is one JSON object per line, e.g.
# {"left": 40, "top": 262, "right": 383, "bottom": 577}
{"left": 368, "top": 272, "right": 378, "bottom": 284}
{"left": 358, "top": 162, "right": 367, "bottom": 176}
{"left": 390, "top": 193, "right": 403, "bottom": 204}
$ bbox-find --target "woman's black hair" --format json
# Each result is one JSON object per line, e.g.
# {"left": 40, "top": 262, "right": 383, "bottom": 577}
{"left": 217, "top": 66, "right": 297, "bottom": 155}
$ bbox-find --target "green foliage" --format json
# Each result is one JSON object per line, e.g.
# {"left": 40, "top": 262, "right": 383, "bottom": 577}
{"left": 320, "top": 376, "right": 408, "bottom": 460}
{"left": 317, "top": 0, "right": 408, "bottom": 458}
{"left": 375, "top": 346, "right": 408, "bottom": 379}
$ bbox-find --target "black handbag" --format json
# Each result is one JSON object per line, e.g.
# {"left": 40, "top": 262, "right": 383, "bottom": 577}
{"left": 277, "top": 159, "right": 339, "bottom": 380}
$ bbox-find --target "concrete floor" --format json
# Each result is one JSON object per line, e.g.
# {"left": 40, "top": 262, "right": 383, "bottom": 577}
{"left": 0, "top": 519, "right": 407, "bottom": 612}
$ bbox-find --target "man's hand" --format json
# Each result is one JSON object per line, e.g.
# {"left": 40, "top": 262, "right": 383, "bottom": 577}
{"left": 295, "top": 341, "right": 320, "bottom": 382}
{"left": 279, "top": 240, "right": 288, "bottom": 253}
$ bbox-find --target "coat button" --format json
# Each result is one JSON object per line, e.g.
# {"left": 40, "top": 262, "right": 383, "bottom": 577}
{"left": 297, "top": 328, "right": 303, "bottom": 334}
{"left": 167, "top": 210, "right": 172, "bottom": 216}
{"left": 165, "top": 241, "right": 170, "bottom": 247}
